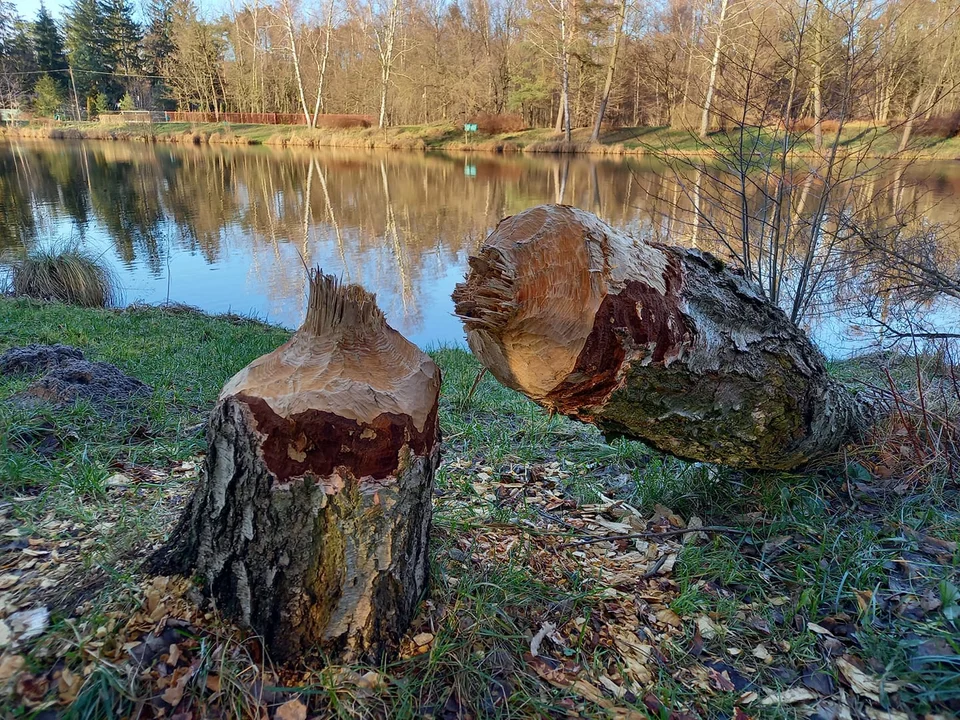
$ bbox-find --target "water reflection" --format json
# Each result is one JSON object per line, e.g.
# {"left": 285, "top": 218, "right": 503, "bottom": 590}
{"left": 1, "top": 140, "right": 958, "bottom": 352}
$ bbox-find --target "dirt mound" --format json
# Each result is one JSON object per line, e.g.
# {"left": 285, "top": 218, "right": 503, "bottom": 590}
{"left": 0, "top": 344, "right": 85, "bottom": 374}
{"left": 1, "top": 344, "right": 152, "bottom": 413}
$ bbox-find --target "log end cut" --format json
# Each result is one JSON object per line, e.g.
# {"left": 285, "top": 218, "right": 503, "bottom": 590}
{"left": 454, "top": 204, "right": 876, "bottom": 471}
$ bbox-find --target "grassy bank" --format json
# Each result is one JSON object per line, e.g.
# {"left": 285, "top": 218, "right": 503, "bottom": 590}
{"left": 1, "top": 297, "right": 958, "bottom": 719}
{"left": 4, "top": 120, "right": 960, "bottom": 160}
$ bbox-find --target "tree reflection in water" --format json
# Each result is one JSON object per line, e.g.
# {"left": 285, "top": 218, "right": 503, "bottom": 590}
{"left": 1, "top": 140, "right": 958, "bottom": 351}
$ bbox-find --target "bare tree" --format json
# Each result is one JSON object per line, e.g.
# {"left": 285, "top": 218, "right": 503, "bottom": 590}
{"left": 591, "top": 0, "right": 627, "bottom": 141}
{"left": 699, "top": 0, "right": 730, "bottom": 138}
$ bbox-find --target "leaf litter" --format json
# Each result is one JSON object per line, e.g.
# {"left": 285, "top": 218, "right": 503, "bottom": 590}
{"left": 0, "top": 452, "right": 956, "bottom": 718}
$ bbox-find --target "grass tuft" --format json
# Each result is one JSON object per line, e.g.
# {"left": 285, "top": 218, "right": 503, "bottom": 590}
{"left": 9, "top": 246, "right": 119, "bottom": 308}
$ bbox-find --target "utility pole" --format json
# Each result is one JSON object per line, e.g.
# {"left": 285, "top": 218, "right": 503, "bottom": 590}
{"left": 68, "top": 67, "right": 82, "bottom": 121}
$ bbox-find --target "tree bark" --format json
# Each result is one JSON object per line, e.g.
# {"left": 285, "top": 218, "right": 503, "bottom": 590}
{"left": 148, "top": 271, "right": 441, "bottom": 664}
{"left": 591, "top": 0, "right": 626, "bottom": 142}
{"left": 452, "top": 205, "right": 880, "bottom": 471}
{"left": 700, "top": 0, "right": 729, "bottom": 139}
{"left": 812, "top": 0, "right": 824, "bottom": 150}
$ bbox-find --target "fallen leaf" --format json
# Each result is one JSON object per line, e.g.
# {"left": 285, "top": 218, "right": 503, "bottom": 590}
{"left": 58, "top": 666, "right": 82, "bottom": 703}
{"left": 864, "top": 708, "right": 910, "bottom": 720}
{"left": 656, "top": 609, "right": 682, "bottom": 628}
{"left": 7, "top": 607, "right": 49, "bottom": 643}
{"left": 0, "top": 654, "right": 24, "bottom": 682}
{"left": 0, "top": 574, "right": 19, "bottom": 590}
{"left": 530, "top": 621, "right": 556, "bottom": 657}
{"left": 751, "top": 644, "right": 771, "bottom": 662}
{"left": 0, "top": 621, "right": 10, "bottom": 649}
{"left": 205, "top": 674, "right": 221, "bottom": 693}
{"left": 696, "top": 615, "right": 721, "bottom": 640}
{"left": 413, "top": 632, "right": 434, "bottom": 648}
{"left": 275, "top": 698, "right": 307, "bottom": 720}
{"left": 807, "top": 622, "right": 835, "bottom": 636}
{"left": 801, "top": 668, "right": 836, "bottom": 695}
{"left": 760, "top": 687, "right": 820, "bottom": 705}
{"left": 836, "top": 656, "right": 900, "bottom": 702}
{"left": 105, "top": 473, "right": 132, "bottom": 488}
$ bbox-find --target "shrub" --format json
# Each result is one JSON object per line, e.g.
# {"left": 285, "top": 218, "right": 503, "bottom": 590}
{"left": 914, "top": 111, "right": 960, "bottom": 139}
{"left": 468, "top": 113, "right": 526, "bottom": 135}
{"left": 10, "top": 247, "right": 119, "bottom": 308}
{"left": 314, "top": 114, "right": 374, "bottom": 129}
{"left": 787, "top": 117, "right": 842, "bottom": 134}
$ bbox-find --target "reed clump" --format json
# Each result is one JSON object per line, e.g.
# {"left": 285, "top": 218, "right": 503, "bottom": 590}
{"left": 9, "top": 247, "right": 119, "bottom": 308}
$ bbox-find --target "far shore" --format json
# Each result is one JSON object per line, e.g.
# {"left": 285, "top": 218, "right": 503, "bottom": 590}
{"left": 3, "top": 120, "right": 960, "bottom": 160}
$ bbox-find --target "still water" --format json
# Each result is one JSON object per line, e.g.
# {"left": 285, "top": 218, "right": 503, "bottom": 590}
{"left": 2, "top": 141, "right": 959, "bottom": 354}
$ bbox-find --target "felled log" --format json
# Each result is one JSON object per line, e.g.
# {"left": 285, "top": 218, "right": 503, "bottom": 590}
{"left": 148, "top": 270, "right": 441, "bottom": 663}
{"left": 453, "top": 204, "right": 878, "bottom": 470}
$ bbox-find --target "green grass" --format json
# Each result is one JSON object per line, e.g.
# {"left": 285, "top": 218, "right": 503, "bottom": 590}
{"left": 1, "top": 297, "right": 958, "bottom": 718}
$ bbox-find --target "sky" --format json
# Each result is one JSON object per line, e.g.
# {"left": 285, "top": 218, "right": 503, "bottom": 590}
{"left": 13, "top": 0, "right": 227, "bottom": 22}
{"left": 15, "top": 0, "right": 72, "bottom": 20}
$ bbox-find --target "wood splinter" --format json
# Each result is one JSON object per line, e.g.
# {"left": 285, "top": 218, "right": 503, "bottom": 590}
{"left": 148, "top": 270, "right": 441, "bottom": 663}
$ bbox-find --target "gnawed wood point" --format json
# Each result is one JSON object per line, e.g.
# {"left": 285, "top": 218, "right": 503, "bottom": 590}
{"left": 148, "top": 270, "right": 441, "bottom": 663}
{"left": 453, "top": 204, "right": 880, "bottom": 470}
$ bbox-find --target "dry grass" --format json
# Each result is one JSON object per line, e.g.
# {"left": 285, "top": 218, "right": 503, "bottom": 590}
{"left": 8, "top": 247, "right": 119, "bottom": 308}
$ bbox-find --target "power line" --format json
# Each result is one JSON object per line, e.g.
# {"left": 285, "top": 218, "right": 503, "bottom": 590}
{"left": 0, "top": 66, "right": 168, "bottom": 80}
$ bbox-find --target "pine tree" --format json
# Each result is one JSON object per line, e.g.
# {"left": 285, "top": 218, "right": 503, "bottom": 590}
{"left": 65, "top": 0, "right": 113, "bottom": 106}
{"left": 103, "top": 0, "right": 141, "bottom": 77}
{"left": 1, "top": 3, "right": 38, "bottom": 107}
{"left": 103, "top": 0, "right": 143, "bottom": 104}
{"left": 33, "top": 73, "right": 64, "bottom": 116}
{"left": 32, "top": 5, "right": 67, "bottom": 84}
{"left": 143, "top": 0, "right": 174, "bottom": 108}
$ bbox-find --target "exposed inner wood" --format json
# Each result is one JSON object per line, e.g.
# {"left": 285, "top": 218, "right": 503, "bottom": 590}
{"left": 149, "top": 269, "right": 441, "bottom": 663}
{"left": 453, "top": 204, "right": 880, "bottom": 470}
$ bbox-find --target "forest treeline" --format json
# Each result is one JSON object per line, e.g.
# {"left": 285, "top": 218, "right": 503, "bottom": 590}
{"left": 1, "top": 0, "right": 960, "bottom": 137}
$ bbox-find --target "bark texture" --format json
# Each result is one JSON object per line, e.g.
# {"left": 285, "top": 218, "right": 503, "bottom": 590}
{"left": 453, "top": 204, "right": 879, "bottom": 471}
{"left": 149, "top": 272, "right": 441, "bottom": 664}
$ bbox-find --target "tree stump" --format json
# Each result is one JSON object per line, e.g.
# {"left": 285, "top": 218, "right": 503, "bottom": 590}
{"left": 453, "top": 204, "right": 880, "bottom": 471}
{"left": 148, "top": 271, "right": 441, "bottom": 663}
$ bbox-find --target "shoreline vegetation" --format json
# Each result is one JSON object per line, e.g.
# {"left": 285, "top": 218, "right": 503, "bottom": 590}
{"left": 3, "top": 120, "right": 960, "bottom": 160}
{"left": 1, "top": 296, "right": 958, "bottom": 718}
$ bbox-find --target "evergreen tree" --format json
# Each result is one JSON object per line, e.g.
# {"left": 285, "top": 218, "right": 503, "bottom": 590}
{"left": 65, "top": 0, "right": 114, "bottom": 106}
{"left": 104, "top": 0, "right": 141, "bottom": 77}
{"left": 1, "top": 3, "right": 38, "bottom": 107}
{"left": 143, "top": 0, "right": 174, "bottom": 108}
{"left": 33, "top": 73, "right": 64, "bottom": 116}
{"left": 32, "top": 5, "right": 67, "bottom": 84}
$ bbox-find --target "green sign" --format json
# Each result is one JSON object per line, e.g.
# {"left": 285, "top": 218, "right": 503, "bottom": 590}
{"left": 464, "top": 123, "right": 478, "bottom": 132}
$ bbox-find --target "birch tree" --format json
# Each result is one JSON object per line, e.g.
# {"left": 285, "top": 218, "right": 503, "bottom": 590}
{"left": 699, "top": 0, "right": 729, "bottom": 138}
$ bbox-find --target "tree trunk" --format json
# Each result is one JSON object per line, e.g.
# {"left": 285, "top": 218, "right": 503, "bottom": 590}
{"left": 899, "top": 86, "right": 924, "bottom": 153}
{"left": 812, "top": 0, "right": 824, "bottom": 150}
{"left": 452, "top": 205, "right": 880, "bottom": 471}
{"left": 148, "top": 271, "right": 441, "bottom": 664}
{"left": 700, "top": 0, "right": 729, "bottom": 139}
{"left": 591, "top": 0, "right": 627, "bottom": 142}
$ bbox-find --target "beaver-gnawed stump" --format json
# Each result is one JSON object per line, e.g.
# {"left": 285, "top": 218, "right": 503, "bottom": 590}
{"left": 453, "top": 204, "right": 881, "bottom": 471}
{"left": 148, "top": 271, "right": 441, "bottom": 663}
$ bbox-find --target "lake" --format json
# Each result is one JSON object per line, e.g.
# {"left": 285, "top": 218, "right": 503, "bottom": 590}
{"left": 2, "top": 140, "right": 959, "bottom": 355}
